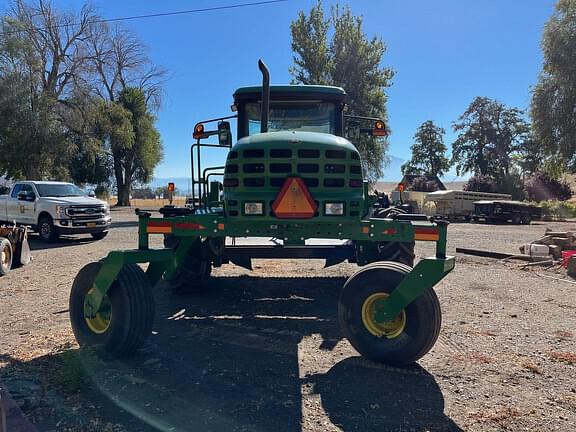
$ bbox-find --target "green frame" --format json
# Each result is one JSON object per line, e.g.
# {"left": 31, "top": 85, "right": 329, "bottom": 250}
{"left": 83, "top": 210, "right": 454, "bottom": 325}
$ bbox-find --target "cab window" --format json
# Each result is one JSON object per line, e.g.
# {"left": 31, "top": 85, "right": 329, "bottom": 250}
{"left": 245, "top": 101, "right": 336, "bottom": 135}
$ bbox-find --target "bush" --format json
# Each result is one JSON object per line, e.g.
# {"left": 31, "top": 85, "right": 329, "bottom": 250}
{"left": 525, "top": 172, "right": 572, "bottom": 202}
{"left": 536, "top": 201, "right": 576, "bottom": 220}
{"left": 132, "top": 187, "right": 155, "bottom": 199}
{"left": 0, "top": 185, "right": 9, "bottom": 195}
{"left": 411, "top": 176, "right": 440, "bottom": 192}
{"left": 94, "top": 185, "right": 110, "bottom": 200}
{"left": 498, "top": 173, "right": 526, "bottom": 201}
{"left": 463, "top": 175, "right": 497, "bottom": 193}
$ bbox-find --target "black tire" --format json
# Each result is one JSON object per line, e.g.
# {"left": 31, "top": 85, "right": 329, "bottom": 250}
{"left": 338, "top": 261, "right": 442, "bottom": 366}
{"left": 521, "top": 214, "right": 531, "bottom": 225}
{"left": 163, "top": 234, "right": 180, "bottom": 249}
{"left": 38, "top": 215, "right": 58, "bottom": 242}
{"left": 511, "top": 214, "right": 521, "bottom": 225}
{"left": 170, "top": 250, "right": 212, "bottom": 293}
{"left": 0, "top": 237, "right": 12, "bottom": 276}
{"left": 377, "top": 241, "right": 415, "bottom": 267}
{"left": 69, "top": 262, "right": 155, "bottom": 357}
{"left": 91, "top": 231, "right": 108, "bottom": 240}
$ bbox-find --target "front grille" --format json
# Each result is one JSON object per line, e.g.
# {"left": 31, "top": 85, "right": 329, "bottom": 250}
{"left": 65, "top": 206, "right": 106, "bottom": 219}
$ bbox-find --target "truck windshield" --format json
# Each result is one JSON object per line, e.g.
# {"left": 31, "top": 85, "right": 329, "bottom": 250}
{"left": 35, "top": 184, "right": 87, "bottom": 197}
{"left": 245, "top": 102, "right": 335, "bottom": 135}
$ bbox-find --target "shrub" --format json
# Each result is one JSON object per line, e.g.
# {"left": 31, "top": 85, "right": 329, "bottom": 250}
{"left": 536, "top": 201, "right": 576, "bottom": 220}
{"left": 525, "top": 172, "right": 572, "bottom": 202}
{"left": 463, "top": 175, "right": 497, "bottom": 193}
{"left": 94, "top": 185, "right": 110, "bottom": 200}
{"left": 411, "top": 176, "right": 440, "bottom": 192}
{"left": 131, "top": 187, "right": 155, "bottom": 199}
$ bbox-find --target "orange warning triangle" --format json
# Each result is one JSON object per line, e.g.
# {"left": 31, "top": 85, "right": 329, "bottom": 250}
{"left": 272, "top": 177, "right": 317, "bottom": 219}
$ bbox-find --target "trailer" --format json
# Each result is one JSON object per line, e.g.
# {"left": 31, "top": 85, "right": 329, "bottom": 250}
{"left": 68, "top": 60, "right": 454, "bottom": 366}
{"left": 424, "top": 190, "right": 512, "bottom": 220}
{"left": 0, "top": 225, "right": 31, "bottom": 276}
{"left": 473, "top": 200, "right": 542, "bottom": 225}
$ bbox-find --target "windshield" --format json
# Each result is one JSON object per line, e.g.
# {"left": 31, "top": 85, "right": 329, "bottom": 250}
{"left": 35, "top": 183, "right": 87, "bottom": 197}
{"left": 245, "top": 101, "right": 336, "bottom": 135}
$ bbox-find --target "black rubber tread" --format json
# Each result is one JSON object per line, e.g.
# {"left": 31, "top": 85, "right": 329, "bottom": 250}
{"left": 163, "top": 234, "right": 180, "bottom": 249}
{"left": 91, "top": 231, "right": 109, "bottom": 240}
{"left": 521, "top": 214, "right": 531, "bottom": 225}
{"left": 0, "top": 237, "right": 12, "bottom": 275}
{"left": 377, "top": 241, "right": 415, "bottom": 267}
{"left": 171, "top": 251, "right": 212, "bottom": 293}
{"left": 338, "top": 261, "right": 442, "bottom": 366}
{"left": 511, "top": 214, "right": 522, "bottom": 225}
{"left": 38, "top": 215, "right": 58, "bottom": 242}
{"left": 69, "top": 262, "right": 155, "bottom": 357}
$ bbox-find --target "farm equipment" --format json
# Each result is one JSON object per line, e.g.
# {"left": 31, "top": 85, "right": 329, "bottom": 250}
{"left": 0, "top": 225, "right": 31, "bottom": 276}
{"left": 69, "top": 60, "right": 454, "bottom": 366}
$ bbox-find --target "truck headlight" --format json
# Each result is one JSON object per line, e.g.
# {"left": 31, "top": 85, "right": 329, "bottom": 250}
{"left": 325, "top": 202, "right": 344, "bottom": 216}
{"left": 56, "top": 205, "right": 68, "bottom": 218}
{"left": 244, "top": 202, "right": 263, "bottom": 215}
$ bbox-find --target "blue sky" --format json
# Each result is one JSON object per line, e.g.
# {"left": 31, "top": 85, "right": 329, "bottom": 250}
{"left": 52, "top": 0, "right": 556, "bottom": 183}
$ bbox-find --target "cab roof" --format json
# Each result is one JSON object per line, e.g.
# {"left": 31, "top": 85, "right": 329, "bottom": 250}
{"left": 233, "top": 85, "right": 346, "bottom": 102}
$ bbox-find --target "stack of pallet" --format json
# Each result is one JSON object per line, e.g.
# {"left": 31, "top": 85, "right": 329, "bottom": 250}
{"left": 519, "top": 229, "right": 576, "bottom": 260}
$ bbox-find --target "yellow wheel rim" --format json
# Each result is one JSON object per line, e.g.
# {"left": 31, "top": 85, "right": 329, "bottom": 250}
{"left": 361, "top": 293, "right": 406, "bottom": 338}
{"left": 84, "top": 291, "right": 112, "bottom": 334}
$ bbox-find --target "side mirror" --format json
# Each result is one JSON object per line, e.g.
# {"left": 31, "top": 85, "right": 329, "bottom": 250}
{"left": 17, "top": 191, "right": 27, "bottom": 201}
{"left": 218, "top": 121, "right": 232, "bottom": 147}
{"left": 88, "top": 191, "right": 96, "bottom": 198}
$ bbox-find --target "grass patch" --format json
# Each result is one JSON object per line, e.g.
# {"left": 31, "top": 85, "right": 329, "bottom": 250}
{"left": 53, "top": 349, "right": 88, "bottom": 393}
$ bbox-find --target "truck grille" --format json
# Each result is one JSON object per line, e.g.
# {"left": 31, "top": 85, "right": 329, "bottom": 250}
{"left": 65, "top": 205, "right": 107, "bottom": 220}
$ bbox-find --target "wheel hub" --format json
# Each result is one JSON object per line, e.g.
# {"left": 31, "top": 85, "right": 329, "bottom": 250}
{"left": 361, "top": 293, "right": 406, "bottom": 338}
{"left": 84, "top": 292, "right": 112, "bottom": 334}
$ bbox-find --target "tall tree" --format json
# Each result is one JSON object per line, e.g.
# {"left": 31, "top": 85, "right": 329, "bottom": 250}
{"left": 451, "top": 97, "right": 529, "bottom": 179}
{"left": 95, "top": 88, "right": 162, "bottom": 207}
{"left": 401, "top": 120, "right": 450, "bottom": 177}
{"left": 290, "top": 1, "right": 394, "bottom": 182}
{"left": 531, "top": 0, "right": 576, "bottom": 170}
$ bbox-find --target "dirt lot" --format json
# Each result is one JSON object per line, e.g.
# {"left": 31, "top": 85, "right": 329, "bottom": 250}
{"left": 1, "top": 209, "right": 576, "bottom": 431}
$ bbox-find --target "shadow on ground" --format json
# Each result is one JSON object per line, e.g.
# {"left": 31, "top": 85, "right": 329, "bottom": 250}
{"left": 1, "top": 276, "right": 462, "bottom": 432}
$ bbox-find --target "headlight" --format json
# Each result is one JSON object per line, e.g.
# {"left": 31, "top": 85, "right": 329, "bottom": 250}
{"left": 104, "top": 204, "right": 110, "bottom": 214}
{"left": 244, "top": 202, "right": 263, "bottom": 215}
{"left": 55, "top": 205, "right": 68, "bottom": 218}
{"left": 325, "top": 202, "right": 344, "bottom": 216}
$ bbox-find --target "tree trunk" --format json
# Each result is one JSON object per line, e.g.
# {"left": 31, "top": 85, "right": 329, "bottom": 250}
{"left": 114, "top": 159, "right": 131, "bottom": 206}
{"left": 116, "top": 180, "right": 131, "bottom": 206}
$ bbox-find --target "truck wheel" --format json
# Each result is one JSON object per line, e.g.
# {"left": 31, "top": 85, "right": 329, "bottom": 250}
{"left": 69, "top": 262, "right": 155, "bottom": 357}
{"left": 0, "top": 237, "right": 12, "bottom": 276}
{"left": 378, "top": 241, "right": 415, "bottom": 267}
{"left": 511, "top": 214, "right": 521, "bottom": 225}
{"left": 170, "top": 252, "right": 212, "bottom": 293}
{"left": 91, "top": 232, "right": 108, "bottom": 240}
{"left": 521, "top": 214, "right": 531, "bottom": 225}
{"left": 38, "top": 216, "right": 58, "bottom": 242}
{"left": 338, "top": 261, "right": 441, "bottom": 366}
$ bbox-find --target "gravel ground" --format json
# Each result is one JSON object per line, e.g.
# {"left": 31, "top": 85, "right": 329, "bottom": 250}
{"left": 1, "top": 209, "right": 576, "bottom": 431}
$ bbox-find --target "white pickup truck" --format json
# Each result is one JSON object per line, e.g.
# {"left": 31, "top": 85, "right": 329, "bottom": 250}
{"left": 0, "top": 181, "right": 111, "bottom": 242}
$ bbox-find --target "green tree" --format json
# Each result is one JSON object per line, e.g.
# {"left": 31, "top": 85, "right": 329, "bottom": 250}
{"left": 531, "top": 0, "right": 576, "bottom": 170}
{"left": 451, "top": 97, "right": 529, "bottom": 178}
{"left": 401, "top": 120, "right": 450, "bottom": 177}
{"left": 95, "top": 88, "right": 162, "bottom": 206}
{"left": 290, "top": 1, "right": 393, "bottom": 182}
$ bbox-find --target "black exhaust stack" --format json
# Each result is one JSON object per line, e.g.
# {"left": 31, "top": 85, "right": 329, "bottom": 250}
{"left": 258, "top": 59, "right": 270, "bottom": 133}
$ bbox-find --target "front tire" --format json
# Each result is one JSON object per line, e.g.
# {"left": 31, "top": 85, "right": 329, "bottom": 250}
{"left": 91, "top": 231, "right": 108, "bottom": 240}
{"left": 69, "top": 262, "right": 155, "bottom": 356}
{"left": 38, "top": 216, "right": 58, "bottom": 242}
{"left": 338, "top": 262, "right": 442, "bottom": 366}
{"left": 0, "top": 237, "right": 13, "bottom": 276}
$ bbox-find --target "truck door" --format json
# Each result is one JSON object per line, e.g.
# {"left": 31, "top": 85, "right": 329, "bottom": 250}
{"left": 7, "top": 184, "right": 36, "bottom": 225}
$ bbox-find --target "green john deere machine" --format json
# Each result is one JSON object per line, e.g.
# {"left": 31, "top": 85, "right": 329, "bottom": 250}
{"left": 69, "top": 60, "right": 454, "bottom": 366}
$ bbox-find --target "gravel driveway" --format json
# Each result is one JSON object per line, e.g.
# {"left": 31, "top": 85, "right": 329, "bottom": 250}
{"left": 1, "top": 210, "right": 575, "bottom": 431}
